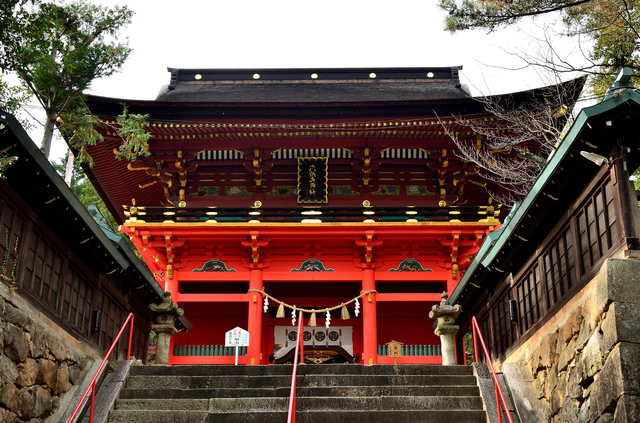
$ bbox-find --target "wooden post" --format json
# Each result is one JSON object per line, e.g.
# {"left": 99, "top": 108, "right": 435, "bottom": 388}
{"left": 612, "top": 144, "right": 638, "bottom": 248}
{"left": 247, "top": 269, "right": 263, "bottom": 364}
{"left": 362, "top": 268, "right": 377, "bottom": 365}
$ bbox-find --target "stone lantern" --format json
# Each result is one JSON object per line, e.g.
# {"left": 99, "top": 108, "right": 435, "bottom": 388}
{"left": 149, "top": 291, "right": 184, "bottom": 365}
{"left": 429, "top": 292, "right": 462, "bottom": 365}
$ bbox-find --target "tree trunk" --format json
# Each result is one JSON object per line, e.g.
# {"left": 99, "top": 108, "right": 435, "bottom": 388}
{"left": 40, "top": 108, "right": 56, "bottom": 158}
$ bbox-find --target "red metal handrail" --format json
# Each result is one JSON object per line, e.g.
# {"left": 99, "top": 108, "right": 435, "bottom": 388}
{"left": 470, "top": 316, "right": 514, "bottom": 423}
{"left": 67, "top": 312, "right": 135, "bottom": 423}
{"left": 287, "top": 311, "right": 304, "bottom": 423}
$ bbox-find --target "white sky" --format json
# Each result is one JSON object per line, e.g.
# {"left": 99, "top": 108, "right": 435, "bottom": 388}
{"left": 19, "top": 0, "right": 583, "bottom": 160}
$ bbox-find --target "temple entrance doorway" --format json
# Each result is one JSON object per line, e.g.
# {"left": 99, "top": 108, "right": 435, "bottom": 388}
{"left": 273, "top": 325, "right": 354, "bottom": 364}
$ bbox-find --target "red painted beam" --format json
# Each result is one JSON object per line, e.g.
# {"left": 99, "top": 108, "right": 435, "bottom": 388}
{"left": 376, "top": 293, "right": 443, "bottom": 302}
{"left": 178, "top": 294, "right": 249, "bottom": 303}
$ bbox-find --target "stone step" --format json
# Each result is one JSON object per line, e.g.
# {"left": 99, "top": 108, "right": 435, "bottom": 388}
{"left": 108, "top": 409, "right": 209, "bottom": 423}
{"left": 109, "top": 364, "right": 491, "bottom": 423}
{"left": 108, "top": 408, "right": 488, "bottom": 423}
{"left": 130, "top": 364, "right": 473, "bottom": 377}
{"left": 218, "top": 396, "right": 484, "bottom": 412}
{"left": 114, "top": 395, "right": 484, "bottom": 413}
{"left": 211, "top": 410, "right": 488, "bottom": 423}
{"left": 115, "top": 398, "right": 210, "bottom": 411}
{"left": 125, "top": 374, "right": 477, "bottom": 390}
{"left": 119, "top": 384, "right": 481, "bottom": 399}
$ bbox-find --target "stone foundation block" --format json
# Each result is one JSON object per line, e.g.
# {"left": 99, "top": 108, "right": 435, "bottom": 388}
{"left": 0, "top": 354, "right": 18, "bottom": 385}
{"left": 600, "top": 302, "right": 640, "bottom": 354}
{"left": 613, "top": 394, "right": 640, "bottom": 423}
{"left": 4, "top": 303, "right": 31, "bottom": 329}
{"left": 3, "top": 323, "right": 28, "bottom": 363}
{"left": 591, "top": 343, "right": 640, "bottom": 420}
{"left": 16, "top": 384, "right": 52, "bottom": 419}
{"left": 595, "top": 259, "right": 640, "bottom": 318}
{"left": 15, "top": 357, "right": 37, "bottom": 387}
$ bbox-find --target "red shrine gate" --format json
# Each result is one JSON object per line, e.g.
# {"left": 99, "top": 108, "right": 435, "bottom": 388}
{"left": 77, "top": 67, "right": 581, "bottom": 365}
{"left": 123, "top": 213, "right": 497, "bottom": 365}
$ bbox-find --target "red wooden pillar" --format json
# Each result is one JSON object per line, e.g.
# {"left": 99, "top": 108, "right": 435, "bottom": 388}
{"left": 164, "top": 271, "right": 178, "bottom": 297}
{"left": 247, "top": 269, "right": 263, "bottom": 365}
{"left": 362, "top": 268, "right": 377, "bottom": 365}
{"left": 164, "top": 271, "right": 179, "bottom": 365}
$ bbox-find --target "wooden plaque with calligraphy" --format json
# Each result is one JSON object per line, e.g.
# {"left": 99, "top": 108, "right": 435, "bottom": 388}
{"left": 297, "top": 157, "right": 328, "bottom": 203}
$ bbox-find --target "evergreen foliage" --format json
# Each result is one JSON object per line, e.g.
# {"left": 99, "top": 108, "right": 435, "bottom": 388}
{"left": 0, "top": 0, "right": 151, "bottom": 164}
{"left": 439, "top": 0, "right": 640, "bottom": 94}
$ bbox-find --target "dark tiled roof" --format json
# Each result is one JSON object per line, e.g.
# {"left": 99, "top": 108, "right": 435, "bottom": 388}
{"left": 155, "top": 67, "right": 470, "bottom": 103}
{"left": 156, "top": 81, "right": 470, "bottom": 103}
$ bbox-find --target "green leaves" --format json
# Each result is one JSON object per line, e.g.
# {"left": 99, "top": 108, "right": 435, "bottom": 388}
{"left": 0, "top": 74, "right": 32, "bottom": 129}
{"left": 58, "top": 106, "right": 103, "bottom": 166}
{"left": 0, "top": 1, "right": 134, "bottom": 157}
{"left": 438, "top": 0, "right": 639, "bottom": 96}
{"left": 0, "top": 151, "right": 18, "bottom": 179}
{"left": 57, "top": 104, "right": 151, "bottom": 167}
{"left": 114, "top": 106, "right": 152, "bottom": 163}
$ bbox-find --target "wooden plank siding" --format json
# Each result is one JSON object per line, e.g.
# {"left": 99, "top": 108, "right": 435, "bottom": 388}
{"left": 478, "top": 175, "right": 625, "bottom": 359}
{"left": 0, "top": 192, "right": 149, "bottom": 361}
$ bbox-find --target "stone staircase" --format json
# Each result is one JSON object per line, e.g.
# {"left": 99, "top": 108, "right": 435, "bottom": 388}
{"left": 108, "top": 364, "right": 490, "bottom": 423}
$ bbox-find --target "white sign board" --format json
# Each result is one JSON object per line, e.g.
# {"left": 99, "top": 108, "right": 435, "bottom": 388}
{"left": 225, "top": 327, "right": 250, "bottom": 347}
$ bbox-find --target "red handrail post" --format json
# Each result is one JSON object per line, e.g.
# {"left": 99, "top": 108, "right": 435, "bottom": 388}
{"left": 67, "top": 312, "right": 135, "bottom": 423}
{"left": 496, "top": 383, "right": 503, "bottom": 423}
{"left": 462, "top": 335, "right": 467, "bottom": 366}
{"left": 472, "top": 324, "right": 479, "bottom": 363}
{"left": 287, "top": 311, "right": 304, "bottom": 423}
{"left": 127, "top": 314, "right": 134, "bottom": 360}
{"left": 89, "top": 381, "right": 96, "bottom": 422}
{"left": 470, "top": 316, "right": 514, "bottom": 423}
{"left": 299, "top": 319, "right": 304, "bottom": 365}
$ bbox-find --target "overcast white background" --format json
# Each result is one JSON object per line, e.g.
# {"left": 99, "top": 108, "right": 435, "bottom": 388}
{"left": 18, "top": 0, "right": 583, "bottom": 160}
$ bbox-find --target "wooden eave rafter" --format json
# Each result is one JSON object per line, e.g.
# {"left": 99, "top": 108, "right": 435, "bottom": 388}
{"left": 101, "top": 116, "right": 510, "bottom": 143}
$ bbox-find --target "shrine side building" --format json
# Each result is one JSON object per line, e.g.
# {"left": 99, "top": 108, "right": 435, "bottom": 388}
{"left": 80, "top": 67, "right": 582, "bottom": 366}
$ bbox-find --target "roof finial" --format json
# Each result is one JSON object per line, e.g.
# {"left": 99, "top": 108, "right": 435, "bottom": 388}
{"left": 603, "top": 67, "right": 634, "bottom": 101}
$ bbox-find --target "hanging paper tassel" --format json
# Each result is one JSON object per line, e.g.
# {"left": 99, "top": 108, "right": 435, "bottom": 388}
{"left": 292, "top": 306, "right": 297, "bottom": 326}
{"left": 325, "top": 310, "right": 331, "bottom": 328}
{"left": 354, "top": 298, "right": 360, "bottom": 317}
{"left": 309, "top": 311, "right": 317, "bottom": 327}
{"left": 276, "top": 303, "right": 285, "bottom": 318}
{"left": 263, "top": 296, "right": 269, "bottom": 313}
{"left": 341, "top": 305, "right": 350, "bottom": 320}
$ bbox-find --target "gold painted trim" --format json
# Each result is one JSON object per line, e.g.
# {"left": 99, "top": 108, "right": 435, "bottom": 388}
{"left": 121, "top": 219, "right": 499, "bottom": 228}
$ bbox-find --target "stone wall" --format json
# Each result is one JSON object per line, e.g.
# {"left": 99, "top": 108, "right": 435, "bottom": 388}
{"left": 501, "top": 256, "right": 640, "bottom": 423}
{"left": 0, "top": 283, "right": 99, "bottom": 422}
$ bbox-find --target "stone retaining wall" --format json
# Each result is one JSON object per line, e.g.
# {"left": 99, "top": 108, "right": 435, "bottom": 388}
{"left": 502, "top": 256, "right": 640, "bottom": 422}
{"left": 0, "top": 283, "right": 100, "bottom": 422}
